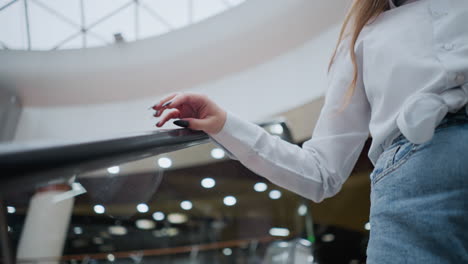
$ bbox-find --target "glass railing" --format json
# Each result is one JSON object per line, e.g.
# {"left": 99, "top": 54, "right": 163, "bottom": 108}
{"left": 1, "top": 120, "right": 369, "bottom": 264}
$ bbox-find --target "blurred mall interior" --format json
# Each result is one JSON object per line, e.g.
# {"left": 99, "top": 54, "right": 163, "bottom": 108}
{"left": 0, "top": 0, "right": 373, "bottom": 263}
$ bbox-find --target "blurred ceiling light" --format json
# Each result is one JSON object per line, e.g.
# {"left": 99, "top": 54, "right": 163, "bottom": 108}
{"left": 269, "top": 227, "right": 290, "bottom": 237}
{"left": 168, "top": 213, "right": 188, "bottom": 224}
{"left": 153, "top": 211, "right": 165, "bottom": 221}
{"left": 107, "top": 253, "right": 115, "bottom": 262}
{"left": 300, "top": 239, "right": 312, "bottom": 247}
{"left": 365, "top": 222, "right": 371, "bottom": 231}
{"left": 93, "top": 204, "right": 105, "bottom": 214}
{"left": 322, "top": 233, "right": 335, "bottom": 242}
{"left": 222, "top": 248, "right": 233, "bottom": 256}
{"left": 298, "top": 204, "right": 307, "bottom": 216}
{"left": 269, "top": 124, "right": 284, "bottom": 134}
{"left": 92, "top": 237, "right": 104, "bottom": 245}
{"left": 135, "top": 219, "right": 156, "bottom": 230}
{"left": 254, "top": 182, "right": 268, "bottom": 192}
{"left": 153, "top": 227, "right": 179, "bottom": 238}
{"left": 7, "top": 206, "right": 15, "bottom": 214}
{"left": 136, "top": 203, "right": 149, "bottom": 213}
{"left": 107, "top": 166, "right": 120, "bottom": 174}
{"left": 158, "top": 157, "right": 172, "bottom": 168}
{"left": 180, "top": 200, "right": 193, "bottom": 210}
{"left": 211, "top": 148, "right": 225, "bottom": 159}
{"left": 166, "top": 227, "right": 179, "bottom": 236}
{"left": 99, "top": 231, "right": 111, "bottom": 239}
{"left": 277, "top": 241, "right": 290, "bottom": 248}
{"left": 223, "top": 196, "right": 237, "bottom": 206}
{"left": 108, "top": 225, "right": 127, "bottom": 236}
{"left": 201, "top": 177, "right": 216, "bottom": 188}
{"left": 269, "top": 190, "right": 282, "bottom": 200}
{"left": 72, "top": 239, "right": 88, "bottom": 248}
{"left": 73, "top": 226, "right": 83, "bottom": 235}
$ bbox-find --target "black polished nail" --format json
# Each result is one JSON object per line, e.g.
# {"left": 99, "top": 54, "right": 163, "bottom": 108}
{"left": 162, "top": 101, "right": 172, "bottom": 107}
{"left": 173, "top": 120, "right": 189, "bottom": 128}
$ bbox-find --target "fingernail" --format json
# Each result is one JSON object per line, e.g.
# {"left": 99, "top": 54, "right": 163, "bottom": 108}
{"left": 156, "top": 122, "right": 161, "bottom": 127}
{"left": 162, "top": 101, "right": 172, "bottom": 107}
{"left": 154, "top": 110, "right": 159, "bottom": 116}
{"left": 173, "top": 120, "right": 189, "bottom": 128}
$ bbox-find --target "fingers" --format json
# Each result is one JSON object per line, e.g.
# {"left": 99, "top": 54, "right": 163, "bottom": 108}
{"left": 151, "top": 93, "right": 179, "bottom": 110}
{"left": 153, "top": 93, "right": 188, "bottom": 118}
{"left": 155, "top": 108, "right": 180, "bottom": 127}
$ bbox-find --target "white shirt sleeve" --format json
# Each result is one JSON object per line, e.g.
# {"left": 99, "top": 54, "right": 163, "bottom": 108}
{"left": 207, "top": 39, "right": 371, "bottom": 203}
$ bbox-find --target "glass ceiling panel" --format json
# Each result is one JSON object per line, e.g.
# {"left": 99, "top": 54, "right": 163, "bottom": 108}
{"left": 0, "top": 0, "right": 247, "bottom": 51}
{"left": 0, "top": 1, "right": 25, "bottom": 49}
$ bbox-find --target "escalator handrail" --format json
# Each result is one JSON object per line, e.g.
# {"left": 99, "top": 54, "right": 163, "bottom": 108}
{"left": 0, "top": 128, "right": 210, "bottom": 193}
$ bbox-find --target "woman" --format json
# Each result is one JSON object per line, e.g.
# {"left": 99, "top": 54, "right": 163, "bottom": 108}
{"left": 151, "top": 0, "right": 468, "bottom": 262}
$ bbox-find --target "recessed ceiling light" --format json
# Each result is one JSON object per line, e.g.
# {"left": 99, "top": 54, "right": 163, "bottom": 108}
{"left": 93, "top": 205, "right": 105, "bottom": 214}
{"left": 269, "top": 227, "right": 290, "bottom": 237}
{"left": 298, "top": 204, "right": 307, "bottom": 216}
{"left": 254, "top": 182, "right": 267, "bottom": 192}
{"left": 166, "top": 227, "right": 179, "bottom": 236}
{"left": 201, "top": 178, "right": 216, "bottom": 188}
{"left": 223, "top": 196, "right": 237, "bottom": 206}
{"left": 167, "top": 213, "right": 188, "bottom": 224}
{"left": 136, "top": 203, "right": 149, "bottom": 213}
{"left": 153, "top": 211, "right": 165, "bottom": 221}
{"left": 107, "top": 166, "right": 120, "bottom": 174}
{"left": 365, "top": 222, "right": 371, "bottom": 231}
{"left": 269, "top": 190, "right": 282, "bottom": 200}
{"left": 322, "top": 233, "right": 335, "bottom": 242}
{"left": 211, "top": 148, "right": 225, "bottom": 159}
{"left": 107, "top": 254, "right": 115, "bottom": 262}
{"left": 158, "top": 157, "right": 172, "bottom": 168}
{"left": 135, "top": 219, "right": 155, "bottom": 230}
{"left": 153, "top": 227, "right": 179, "bottom": 238}
{"left": 180, "top": 200, "right": 193, "bottom": 210}
{"left": 92, "top": 237, "right": 104, "bottom": 245}
{"left": 73, "top": 226, "right": 83, "bottom": 235}
{"left": 108, "top": 225, "right": 127, "bottom": 236}
{"left": 7, "top": 206, "right": 15, "bottom": 214}
{"left": 222, "top": 248, "right": 232, "bottom": 256}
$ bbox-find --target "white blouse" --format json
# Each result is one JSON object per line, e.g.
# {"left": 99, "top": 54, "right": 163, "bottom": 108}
{"left": 208, "top": 0, "right": 468, "bottom": 202}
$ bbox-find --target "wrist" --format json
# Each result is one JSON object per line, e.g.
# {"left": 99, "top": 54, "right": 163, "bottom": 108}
{"left": 213, "top": 109, "right": 227, "bottom": 135}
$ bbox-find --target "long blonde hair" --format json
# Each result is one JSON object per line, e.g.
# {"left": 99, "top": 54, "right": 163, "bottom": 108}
{"left": 329, "top": 0, "right": 391, "bottom": 109}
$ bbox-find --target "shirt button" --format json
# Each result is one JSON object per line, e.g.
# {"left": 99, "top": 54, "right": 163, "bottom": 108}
{"left": 455, "top": 74, "right": 466, "bottom": 84}
{"left": 443, "top": 43, "right": 454, "bottom": 51}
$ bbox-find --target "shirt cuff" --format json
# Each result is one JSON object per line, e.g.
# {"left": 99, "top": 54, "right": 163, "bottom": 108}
{"left": 207, "top": 110, "right": 264, "bottom": 160}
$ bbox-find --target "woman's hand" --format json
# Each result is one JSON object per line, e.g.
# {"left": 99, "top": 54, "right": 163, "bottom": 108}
{"left": 151, "top": 92, "right": 227, "bottom": 135}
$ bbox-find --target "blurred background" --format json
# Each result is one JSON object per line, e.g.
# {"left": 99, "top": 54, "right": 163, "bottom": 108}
{"left": 0, "top": 0, "right": 373, "bottom": 263}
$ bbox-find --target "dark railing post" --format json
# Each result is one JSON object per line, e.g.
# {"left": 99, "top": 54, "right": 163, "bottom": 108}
{"left": 0, "top": 197, "right": 14, "bottom": 264}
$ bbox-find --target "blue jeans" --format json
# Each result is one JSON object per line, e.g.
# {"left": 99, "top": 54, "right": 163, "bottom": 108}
{"left": 367, "top": 109, "right": 468, "bottom": 263}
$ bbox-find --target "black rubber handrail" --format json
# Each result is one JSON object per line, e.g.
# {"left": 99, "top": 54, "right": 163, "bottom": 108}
{"left": 0, "top": 128, "right": 210, "bottom": 194}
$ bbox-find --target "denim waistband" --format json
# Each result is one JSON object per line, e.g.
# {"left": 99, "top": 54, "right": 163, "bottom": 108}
{"left": 391, "top": 108, "right": 468, "bottom": 145}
